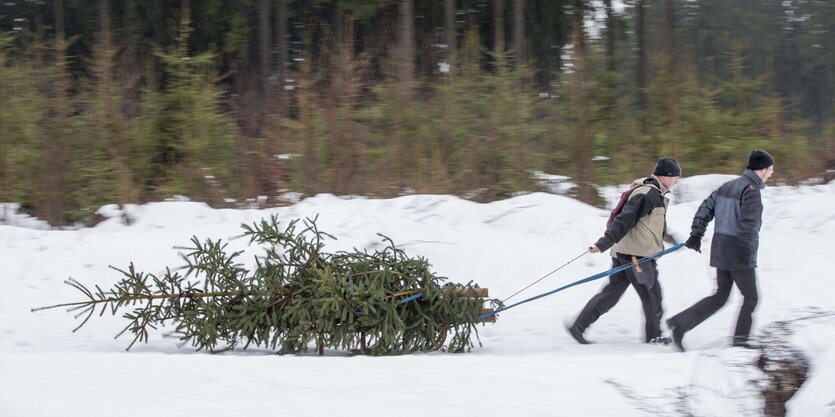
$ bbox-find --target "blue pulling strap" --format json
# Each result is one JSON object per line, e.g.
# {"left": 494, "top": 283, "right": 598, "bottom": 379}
{"left": 396, "top": 292, "right": 425, "bottom": 305}
{"left": 477, "top": 243, "right": 685, "bottom": 321}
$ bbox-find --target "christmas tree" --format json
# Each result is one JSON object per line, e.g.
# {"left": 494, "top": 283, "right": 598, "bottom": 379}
{"left": 34, "top": 215, "right": 498, "bottom": 355}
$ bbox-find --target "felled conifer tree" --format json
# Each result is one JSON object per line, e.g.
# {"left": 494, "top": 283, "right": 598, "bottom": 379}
{"left": 34, "top": 215, "right": 498, "bottom": 355}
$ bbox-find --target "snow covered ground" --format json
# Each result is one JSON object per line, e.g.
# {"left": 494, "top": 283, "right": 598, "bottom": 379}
{"left": 1, "top": 175, "right": 833, "bottom": 417}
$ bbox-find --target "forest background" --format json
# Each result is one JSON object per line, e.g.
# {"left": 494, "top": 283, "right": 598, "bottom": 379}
{"left": 0, "top": 0, "right": 833, "bottom": 226}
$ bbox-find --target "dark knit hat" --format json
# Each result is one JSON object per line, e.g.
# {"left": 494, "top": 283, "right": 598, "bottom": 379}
{"left": 653, "top": 157, "right": 681, "bottom": 177}
{"left": 747, "top": 149, "right": 774, "bottom": 170}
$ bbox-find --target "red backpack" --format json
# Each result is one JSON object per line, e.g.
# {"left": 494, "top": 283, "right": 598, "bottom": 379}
{"left": 606, "top": 185, "right": 649, "bottom": 227}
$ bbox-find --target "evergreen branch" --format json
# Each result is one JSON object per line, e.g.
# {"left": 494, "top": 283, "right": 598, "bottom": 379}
{"left": 33, "top": 289, "right": 251, "bottom": 312}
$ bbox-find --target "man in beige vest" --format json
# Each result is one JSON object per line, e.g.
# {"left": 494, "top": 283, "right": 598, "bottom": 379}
{"left": 566, "top": 157, "right": 681, "bottom": 345}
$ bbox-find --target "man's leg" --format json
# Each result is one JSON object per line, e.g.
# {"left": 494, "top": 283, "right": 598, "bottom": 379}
{"left": 731, "top": 268, "right": 758, "bottom": 344}
{"left": 573, "top": 258, "right": 631, "bottom": 333}
{"left": 667, "top": 269, "right": 735, "bottom": 350}
{"left": 627, "top": 261, "right": 663, "bottom": 342}
{"left": 669, "top": 269, "right": 733, "bottom": 332}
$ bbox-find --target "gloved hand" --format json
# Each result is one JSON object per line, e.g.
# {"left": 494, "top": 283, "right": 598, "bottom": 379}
{"left": 685, "top": 236, "right": 701, "bottom": 253}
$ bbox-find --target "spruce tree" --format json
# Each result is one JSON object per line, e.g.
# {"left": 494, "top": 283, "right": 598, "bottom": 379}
{"left": 141, "top": 0, "right": 238, "bottom": 203}
{"left": 0, "top": 32, "right": 44, "bottom": 209}
{"left": 35, "top": 215, "right": 499, "bottom": 355}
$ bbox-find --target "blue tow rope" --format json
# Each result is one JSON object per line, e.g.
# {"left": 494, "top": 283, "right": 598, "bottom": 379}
{"left": 476, "top": 243, "right": 685, "bottom": 321}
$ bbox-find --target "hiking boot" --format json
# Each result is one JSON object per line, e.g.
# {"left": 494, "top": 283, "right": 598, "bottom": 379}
{"left": 666, "top": 319, "right": 685, "bottom": 352}
{"left": 565, "top": 323, "right": 589, "bottom": 345}
{"left": 648, "top": 336, "right": 671, "bottom": 345}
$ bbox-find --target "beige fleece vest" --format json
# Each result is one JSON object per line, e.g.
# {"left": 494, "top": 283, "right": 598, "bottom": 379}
{"left": 609, "top": 178, "right": 670, "bottom": 257}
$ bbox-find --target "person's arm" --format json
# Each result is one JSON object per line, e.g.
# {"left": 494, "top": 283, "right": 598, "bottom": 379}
{"left": 738, "top": 186, "right": 763, "bottom": 251}
{"left": 684, "top": 191, "right": 716, "bottom": 252}
{"left": 690, "top": 191, "right": 717, "bottom": 240}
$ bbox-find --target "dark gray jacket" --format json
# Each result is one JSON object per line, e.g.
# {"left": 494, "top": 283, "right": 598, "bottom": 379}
{"left": 691, "top": 169, "right": 765, "bottom": 271}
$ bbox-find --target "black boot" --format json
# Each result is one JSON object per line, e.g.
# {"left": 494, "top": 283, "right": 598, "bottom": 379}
{"left": 666, "top": 319, "right": 685, "bottom": 352}
{"left": 565, "top": 322, "right": 589, "bottom": 345}
{"left": 732, "top": 337, "right": 758, "bottom": 349}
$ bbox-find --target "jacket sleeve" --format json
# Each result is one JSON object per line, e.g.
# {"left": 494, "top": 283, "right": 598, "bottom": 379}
{"left": 690, "top": 191, "right": 717, "bottom": 239}
{"left": 738, "top": 186, "right": 763, "bottom": 250}
{"left": 595, "top": 191, "right": 654, "bottom": 252}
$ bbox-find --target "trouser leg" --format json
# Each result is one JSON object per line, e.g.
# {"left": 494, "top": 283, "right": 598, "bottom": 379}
{"left": 649, "top": 281, "right": 663, "bottom": 339}
{"left": 731, "top": 268, "right": 758, "bottom": 342}
{"left": 631, "top": 277, "right": 663, "bottom": 341}
{"left": 574, "top": 259, "right": 630, "bottom": 332}
{"left": 670, "top": 269, "right": 733, "bottom": 332}
{"left": 625, "top": 260, "right": 662, "bottom": 341}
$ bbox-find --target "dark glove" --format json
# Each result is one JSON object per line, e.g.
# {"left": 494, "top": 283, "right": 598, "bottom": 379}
{"left": 685, "top": 236, "right": 701, "bottom": 253}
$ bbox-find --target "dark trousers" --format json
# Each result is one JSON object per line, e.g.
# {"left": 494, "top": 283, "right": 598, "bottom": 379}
{"left": 575, "top": 257, "right": 663, "bottom": 342}
{"left": 669, "top": 268, "right": 758, "bottom": 342}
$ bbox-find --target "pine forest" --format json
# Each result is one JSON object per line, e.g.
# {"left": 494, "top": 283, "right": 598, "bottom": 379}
{"left": 1, "top": 0, "right": 834, "bottom": 226}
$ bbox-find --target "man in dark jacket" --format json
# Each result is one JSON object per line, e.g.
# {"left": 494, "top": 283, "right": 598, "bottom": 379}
{"left": 566, "top": 157, "right": 681, "bottom": 345}
{"left": 666, "top": 150, "right": 775, "bottom": 352}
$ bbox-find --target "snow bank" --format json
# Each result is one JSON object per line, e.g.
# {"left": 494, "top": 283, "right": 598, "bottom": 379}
{"left": 0, "top": 203, "right": 51, "bottom": 230}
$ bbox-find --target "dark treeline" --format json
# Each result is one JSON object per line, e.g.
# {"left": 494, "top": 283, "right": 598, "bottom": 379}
{"left": 0, "top": 0, "right": 833, "bottom": 225}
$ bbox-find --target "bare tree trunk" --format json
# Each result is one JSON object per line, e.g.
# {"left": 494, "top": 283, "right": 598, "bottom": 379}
{"left": 513, "top": 0, "right": 525, "bottom": 67}
{"left": 397, "top": 0, "right": 415, "bottom": 82}
{"left": 603, "top": 0, "right": 615, "bottom": 73}
{"left": 99, "top": 0, "right": 125, "bottom": 207}
{"left": 636, "top": 0, "right": 647, "bottom": 133}
{"left": 572, "top": 25, "right": 599, "bottom": 206}
{"left": 273, "top": 0, "right": 288, "bottom": 116}
{"left": 123, "top": 0, "right": 135, "bottom": 62}
{"left": 42, "top": 0, "right": 69, "bottom": 225}
{"left": 151, "top": 0, "right": 163, "bottom": 89}
{"left": 275, "top": 0, "right": 287, "bottom": 79}
{"left": 445, "top": 0, "right": 456, "bottom": 78}
{"left": 395, "top": 0, "right": 415, "bottom": 187}
{"left": 335, "top": 7, "right": 345, "bottom": 59}
{"left": 336, "top": 14, "right": 359, "bottom": 194}
{"left": 98, "top": 0, "right": 113, "bottom": 99}
{"left": 152, "top": 0, "right": 162, "bottom": 44}
{"left": 665, "top": 0, "right": 675, "bottom": 59}
{"left": 259, "top": 0, "right": 271, "bottom": 117}
{"left": 100, "top": 0, "right": 136, "bottom": 208}
{"left": 121, "top": 0, "right": 139, "bottom": 117}
{"left": 494, "top": 0, "right": 504, "bottom": 56}
{"left": 655, "top": 0, "right": 681, "bottom": 156}
{"left": 300, "top": 55, "right": 318, "bottom": 196}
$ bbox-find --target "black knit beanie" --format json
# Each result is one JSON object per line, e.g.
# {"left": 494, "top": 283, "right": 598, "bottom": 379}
{"left": 747, "top": 150, "right": 774, "bottom": 170}
{"left": 653, "top": 157, "right": 681, "bottom": 177}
